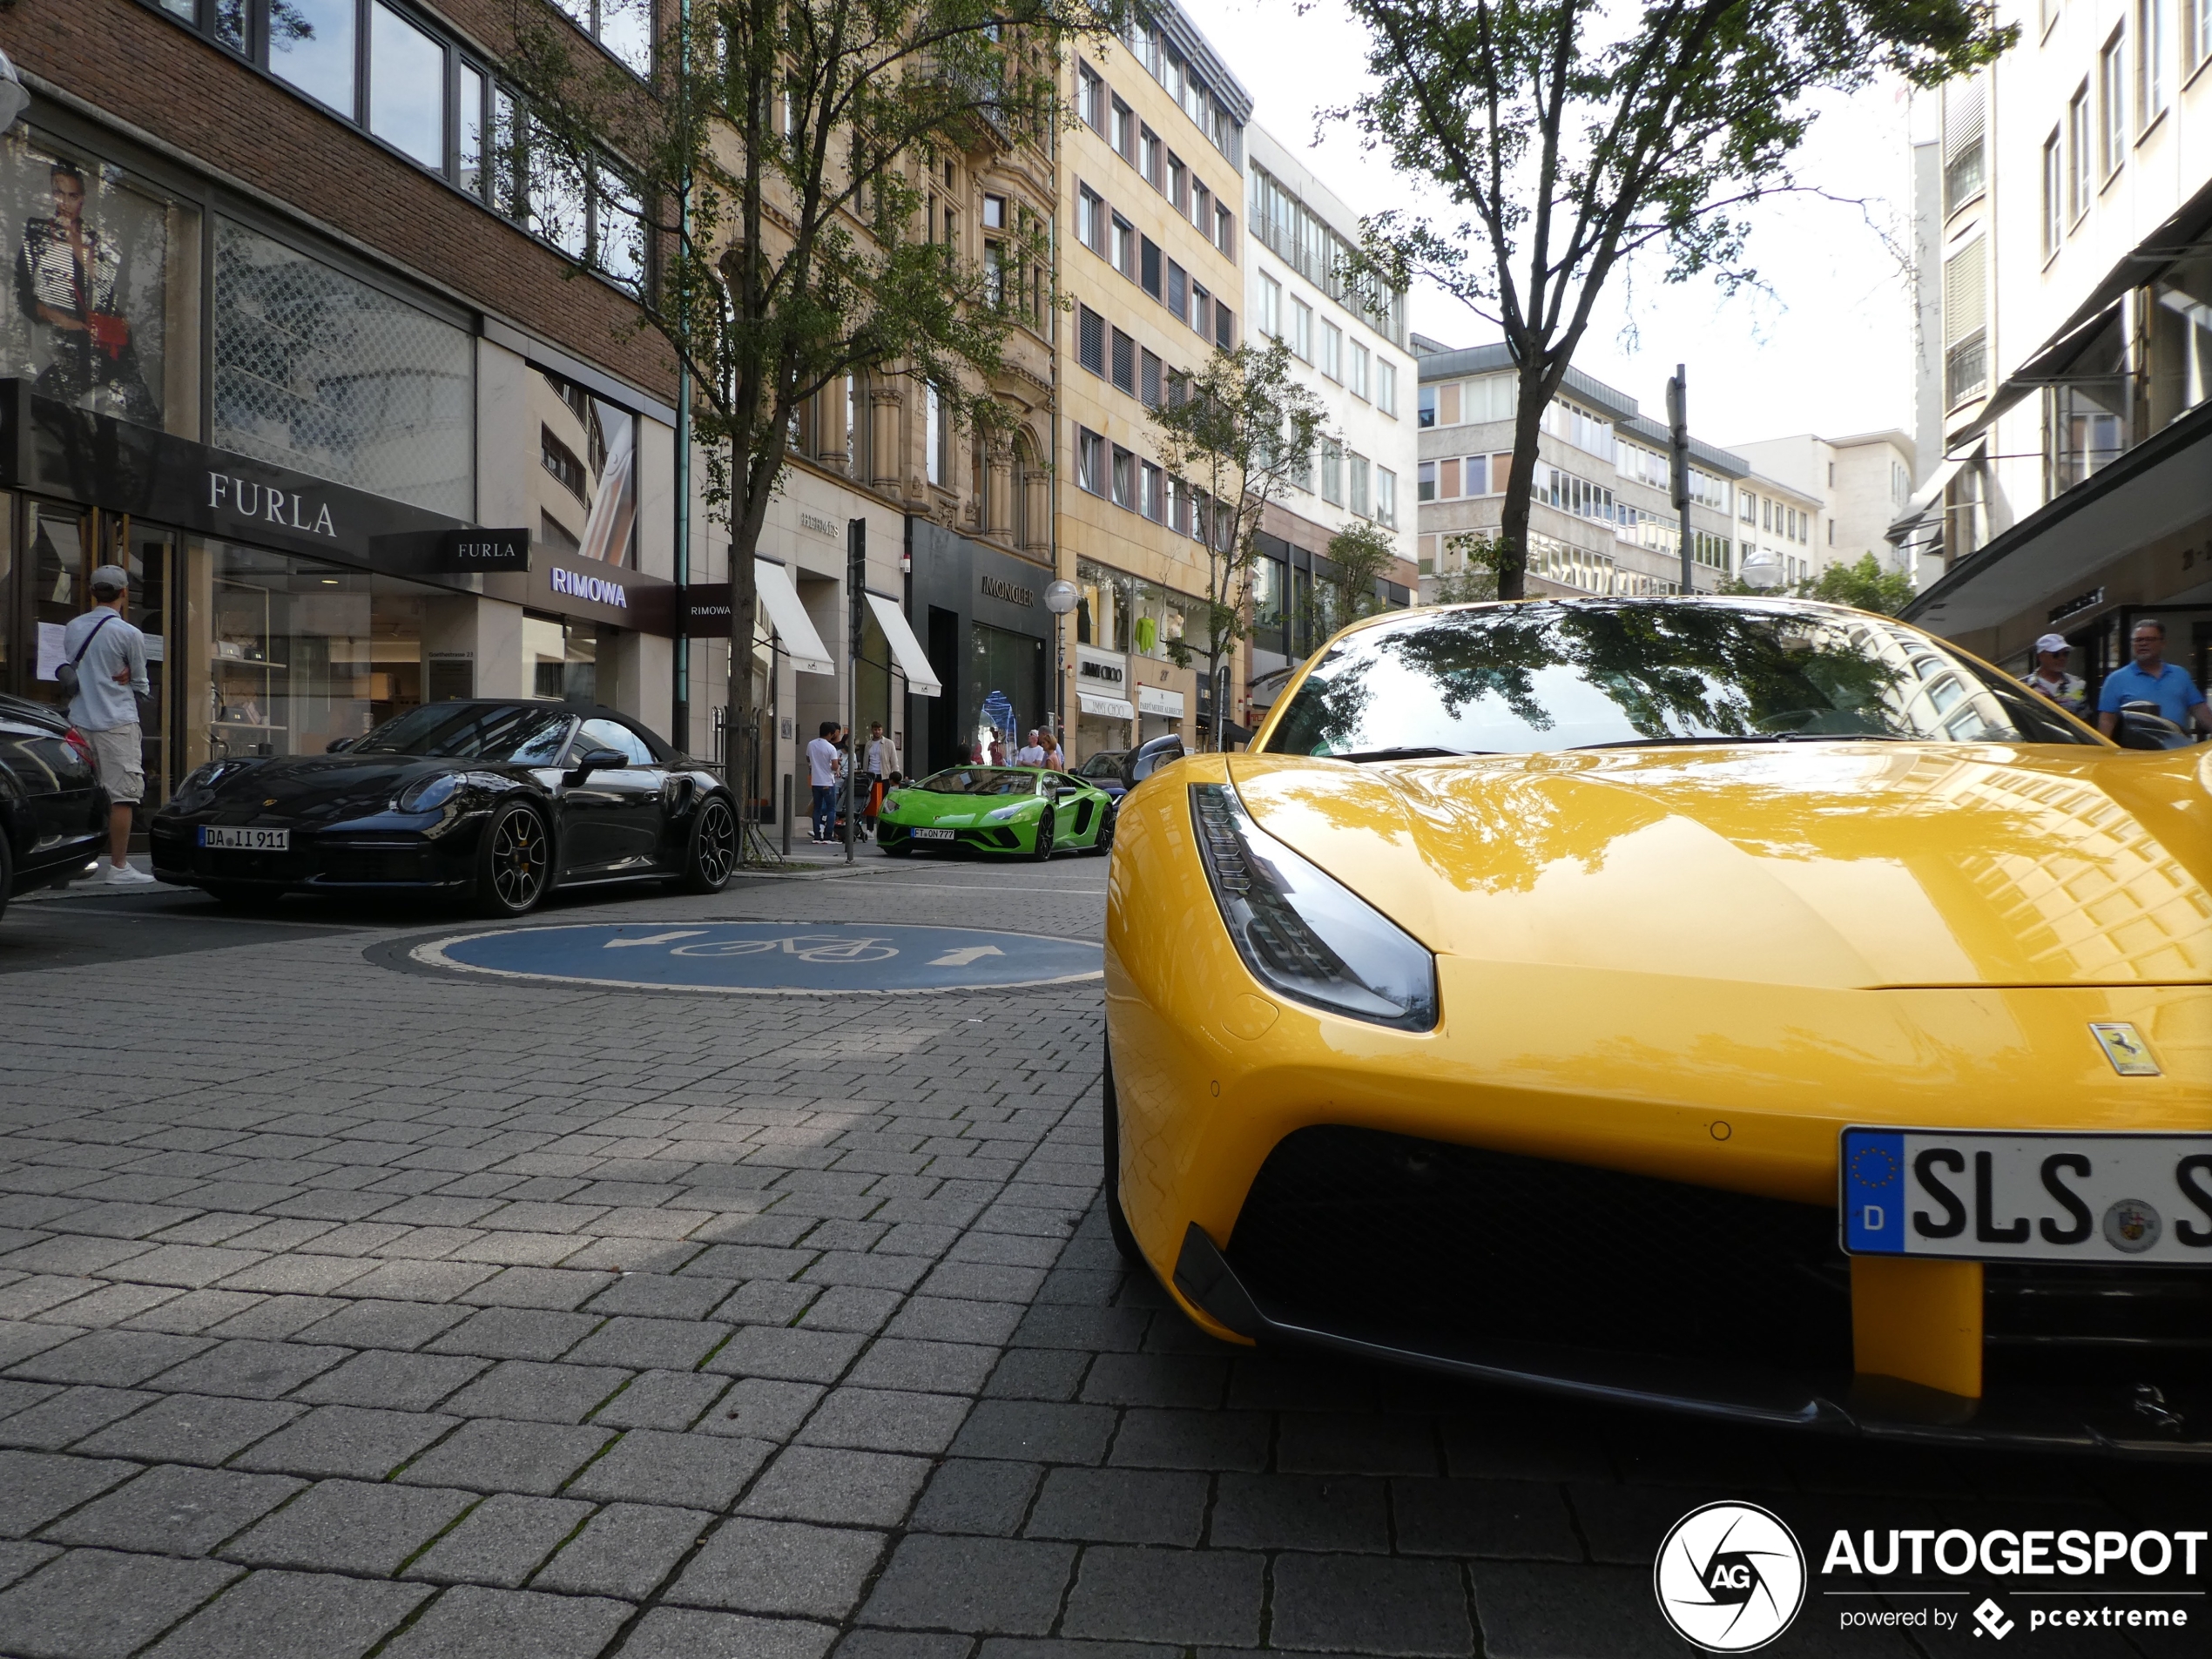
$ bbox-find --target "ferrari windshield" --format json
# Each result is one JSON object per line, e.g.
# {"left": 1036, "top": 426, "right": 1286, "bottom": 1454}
{"left": 1264, "top": 601, "right": 2098, "bottom": 757}
{"left": 913, "top": 768, "right": 1042, "bottom": 795}
{"left": 355, "top": 704, "right": 575, "bottom": 763}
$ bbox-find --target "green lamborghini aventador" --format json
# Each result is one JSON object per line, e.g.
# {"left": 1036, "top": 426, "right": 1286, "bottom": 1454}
{"left": 876, "top": 766, "right": 1116, "bottom": 860}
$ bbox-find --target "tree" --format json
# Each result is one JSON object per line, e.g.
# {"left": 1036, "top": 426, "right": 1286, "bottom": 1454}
{"left": 1721, "top": 550, "right": 1917, "bottom": 613}
{"left": 503, "top": 0, "right": 1115, "bottom": 831}
{"left": 1314, "top": 521, "right": 1400, "bottom": 639}
{"left": 1431, "top": 530, "right": 1504, "bottom": 604}
{"left": 1334, "top": 0, "right": 2009, "bottom": 599}
{"left": 1146, "top": 340, "right": 1329, "bottom": 749}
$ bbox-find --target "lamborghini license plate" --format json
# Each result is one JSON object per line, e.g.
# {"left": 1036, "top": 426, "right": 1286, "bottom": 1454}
{"left": 199, "top": 825, "right": 289, "bottom": 851}
{"left": 1841, "top": 1128, "right": 2212, "bottom": 1265}
{"left": 912, "top": 827, "right": 954, "bottom": 840}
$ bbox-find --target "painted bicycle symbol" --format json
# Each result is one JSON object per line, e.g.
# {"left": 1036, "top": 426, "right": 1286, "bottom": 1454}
{"left": 671, "top": 934, "right": 900, "bottom": 963}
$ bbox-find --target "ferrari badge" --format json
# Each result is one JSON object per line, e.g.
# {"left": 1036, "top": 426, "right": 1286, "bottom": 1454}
{"left": 2088, "top": 1022, "right": 2160, "bottom": 1077}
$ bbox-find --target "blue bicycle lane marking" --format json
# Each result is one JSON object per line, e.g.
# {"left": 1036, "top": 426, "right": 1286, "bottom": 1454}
{"left": 415, "top": 921, "right": 1103, "bottom": 994}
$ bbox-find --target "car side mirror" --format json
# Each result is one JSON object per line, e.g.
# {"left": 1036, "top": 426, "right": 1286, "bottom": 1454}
{"left": 326, "top": 737, "right": 354, "bottom": 754}
{"left": 564, "top": 745, "right": 627, "bottom": 784}
{"left": 2113, "top": 709, "right": 2190, "bottom": 752}
{"left": 1124, "top": 733, "right": 1185, "bottom": 788}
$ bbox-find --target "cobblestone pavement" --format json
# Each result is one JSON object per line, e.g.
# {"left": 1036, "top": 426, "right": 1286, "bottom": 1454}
{"left": 0, "top": 863, "right": 2197, "bottom": 1659}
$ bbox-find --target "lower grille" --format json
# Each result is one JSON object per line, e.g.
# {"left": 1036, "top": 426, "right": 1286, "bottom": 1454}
{"left": 1225, "top": 1126, "right": 1851, "bottom": 1370}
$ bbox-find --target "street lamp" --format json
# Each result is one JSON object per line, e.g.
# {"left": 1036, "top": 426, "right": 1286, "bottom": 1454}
{"left": 1738, "top": 549, "right": 1786, "bottom": 591}
{"left": 1044, "top": 578, "right": 1079, "bottom": 750}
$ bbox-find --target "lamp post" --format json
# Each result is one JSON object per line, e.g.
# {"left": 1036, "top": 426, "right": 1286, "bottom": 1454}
{"left": 1044, "top": 578, "right": 1079, "bottom": 753}
{"left": 1738, "top": 549, "right": 1785, "bottom": 591}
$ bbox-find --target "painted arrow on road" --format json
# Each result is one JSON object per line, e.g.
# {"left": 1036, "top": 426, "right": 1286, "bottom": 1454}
{"left": 604, "top": 930, "right": 711, "bottom": 948}
{"left": 927, "top": 945, "right": 1005, "bottom": 967}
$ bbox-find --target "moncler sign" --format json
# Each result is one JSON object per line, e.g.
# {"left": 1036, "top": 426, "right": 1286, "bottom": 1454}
{"left": 207, "top": 471, "right": 338, "bottom": 537}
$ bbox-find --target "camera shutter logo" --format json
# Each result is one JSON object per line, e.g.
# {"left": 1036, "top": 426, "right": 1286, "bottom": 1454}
{"left": 1654, "top": 1501, "right": 1805, "bottom": 1652}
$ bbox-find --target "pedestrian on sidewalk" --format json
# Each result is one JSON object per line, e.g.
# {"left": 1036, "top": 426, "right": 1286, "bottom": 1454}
{"left": 1015, "top": 728, "right": 1046, "bottom": 766}
{"left": 2097, "top": 619, "right": 2210, "bottom": 738}
{"left": 61, "top": 563, "right": 154, "bottom": 885}
{"left": 2021, "top": 633, "right": 2087, "bottom": 716}
{"left": 863, "top": 722, "right": 899, "bottom": 837}
{"left": 987, "top": 730, "right": 1008, "bottom": 765}
{"left": 1039, "top": 730, "right": 1063, "bottom": 771}
{"left": 806, "top": 720, "right": 842, "bottom": 842}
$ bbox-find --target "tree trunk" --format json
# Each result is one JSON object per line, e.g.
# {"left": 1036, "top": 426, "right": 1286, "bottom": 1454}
{"left": 1495, "top": 358, "right": 1554, "bottom": 601}
{"left": 725, "top": 436, "right": 773, "bottom": 819}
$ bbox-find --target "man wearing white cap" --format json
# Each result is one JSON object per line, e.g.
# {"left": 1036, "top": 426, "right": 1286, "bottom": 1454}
{"left": 60, "top": 564, "right": 155, "bottom": 884}
{"left": 2020, "top": 633, "right": 2086, "bottom": 718}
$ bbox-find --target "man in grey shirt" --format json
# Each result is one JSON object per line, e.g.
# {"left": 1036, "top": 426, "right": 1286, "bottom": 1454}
{"left": 61, "top": 563, "right": 154, "bottom": 885}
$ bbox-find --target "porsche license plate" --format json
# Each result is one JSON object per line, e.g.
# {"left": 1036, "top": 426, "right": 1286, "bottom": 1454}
{"left": 912, "top": 827, "right": 955, "bottom": 840}
{"left": 1841, "top": 1128, "right": 2212, "bottom": 1264}
{"left": 199, "top": 825, "right": 289, "bottom": 851}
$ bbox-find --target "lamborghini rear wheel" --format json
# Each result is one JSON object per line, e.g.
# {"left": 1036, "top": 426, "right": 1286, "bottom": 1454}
{"left": 1102, "top": 1046, "right": 1144, "bottom": 1268}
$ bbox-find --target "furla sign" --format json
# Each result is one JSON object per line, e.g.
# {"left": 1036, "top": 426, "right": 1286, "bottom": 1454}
{"left": 207, "top": 471, "right": 339, "bottom": 537}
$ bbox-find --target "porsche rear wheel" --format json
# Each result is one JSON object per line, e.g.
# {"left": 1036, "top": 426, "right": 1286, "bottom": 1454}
{"left": 1102, "top": 1046, "right": 1145, "bottom": 1268}
{"left": 681, "top": 795, "right": 738, "bottom": 894}
{"left": 1028, "top": 808, "right": 1055, "bottom": 862}
{"left": 475, "top": 801, "right": 550, "bottom": 917}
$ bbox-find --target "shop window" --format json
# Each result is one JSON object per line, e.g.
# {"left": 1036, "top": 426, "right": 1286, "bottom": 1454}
{"left": 213, "top": 221, "right": 474, "bottom": 517}
{"left": 525, "top": 611, "right": 598, "bottom": 702}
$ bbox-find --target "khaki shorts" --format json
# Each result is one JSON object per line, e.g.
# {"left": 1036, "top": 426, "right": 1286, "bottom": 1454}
{"left": 87, "top": 724, "right": 145, "bottom": 804}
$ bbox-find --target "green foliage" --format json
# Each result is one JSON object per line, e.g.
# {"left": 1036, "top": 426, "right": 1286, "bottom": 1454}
{"left": 1317, "top": 521, "right": 1401, "bottom": 634}
{"left": 1333, "top": 0, "right": 2010, "bottom": 600}
{"left": 1146, "top": 340, "right": 1332, "bottom": 746}
{"left": 1718, "top": 552, "right": 1917, "bottom": 614}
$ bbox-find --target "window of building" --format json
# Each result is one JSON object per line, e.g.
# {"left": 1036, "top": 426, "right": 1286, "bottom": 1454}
{"left": 1111, "top": 328, "right": 1136, "bottom": 395}
{"left": 1112, "top": 215, "right": 1136, "bottom": 279}
{"left": 1291, "top": 300, "right": 1312, "bottom": 361}
{"left": 1078, "top": 185, "right": 1104, "bottom": 253}
{"left": 1140, "top": 127, "right": 1162, "bottom": 189}
{"left": 1079, "top": 63, "right": 1106, "bottom": 131}
{"left": 2138, "top": 0, "right": 2166, "bottom": 124}
{"left": 1375, "top": 467, "right": 1396, "bottom": 528}
{"left": 1112, "top": 98, "right": 1134, "bottom": 159}
{"left": 1141, "top": 461, "right": 1165, "bottom": 522}
{"left": 982, "top": 193, "right": 1006, "bottom": 230}
{"left": 551, "top": 0, "right": 651, "bottom": 74}
{"left": 1350, "top": 341, "right": 1370, "bottom": 401}
{"left": 1168, "top": 155, "right": 1187, "bottom": 212}
{"left": 1321, "top": 440, "right": 1344, "bottom": 504}
{"left": 2190, "top": 0, "right": 2211, "bottom": 77}
{"left": 1418, "top": 460, "right": 1437, "bottom": 502}
{"left": 1376, "top": 359, "right": 1397, "bottom": 416}
{"left": 983, "top": 242, "right": 1004, "bottom": 307}
{"left": 2042, "top": 129, "right": 2062, "bottom": 258}
{"left": 1349, "top": 453, "right": 1371, "bottom": 517}
{"left": 1167, "top": 260, "right": 1187, "bottom": 321}
{"left": 925, "top": 384, "right": 947, "bottom": 486}
{"left": 1140, "top": 236, "right": 1163, "bottom": 300}
{"left": 1258, "top": 272, "right": 1282, "bottom": 339}
{"left": 1140, "top": 348, "right": 1163, "bottom": 408}
{"left": 368, "top": 3, "right": 445, "bottom": 167}
{"left": 1216, "top": 205, "right": 1235, "bottom": 258}
{"left": 1419, "top": 384, "right": 1436, "bottom": 428}
{"left": 271, "top": 0, "right": 358, "bottom": 114}
{"left": 1941, "top": 80, "right": 1985, "bottom": 214}
{"left": 2101, "top": 30, "right": 2127, "bottom": 176}
{"left": 1191, "top": 180, "right": 1211, "bottom": 235}
{"left": 1943, "top": 236, "right": 1989, "bottom": 406}
{"left": 1111, "top": 446, "right": 1136, "bottom": 509}
{"left": 1320, "top": 320, "right": 1342, "bottom": 381}
{"left": 2067, "top": 83, "right": 2092, "bottom": 221}
{"left": 1215, "top": 302, "right": 1233, "bottom": 350}
{"left": 1192, "top": 285, "right": 1210, "bottom": 337}
{"left": 1076, "top": 428, "right": 1106, "bottom": 494}
{"left": 1078, "top": 306, "right": 1105, "bottom": 375}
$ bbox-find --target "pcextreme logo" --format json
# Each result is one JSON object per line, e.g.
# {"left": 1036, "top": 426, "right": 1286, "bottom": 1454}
{"left": 1654, "top": 1501, "right": 1807, "bottom": 1651}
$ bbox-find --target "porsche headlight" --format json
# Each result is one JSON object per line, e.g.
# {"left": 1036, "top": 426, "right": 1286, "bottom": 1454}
{"left": 1190, "top": 783, "right": 1438, "bottom": 1030}
{"left": 397, "top": 773, "right": 462, "bottom": 813}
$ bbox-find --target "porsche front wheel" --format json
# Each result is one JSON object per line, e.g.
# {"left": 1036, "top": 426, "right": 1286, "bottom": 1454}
{"left": 681, "top": 795, "right": 738, "bottom": 894}
{"left": 475, "top": 801, "right": 550, "bottom": 917}
{"left": 1101, "top": 1047, "right": 1144, "bottom": 1268}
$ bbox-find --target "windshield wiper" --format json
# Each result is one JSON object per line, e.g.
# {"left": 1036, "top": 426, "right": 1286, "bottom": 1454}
{"left": 1331, "top": 745, "right": 1498, "bottom": 763}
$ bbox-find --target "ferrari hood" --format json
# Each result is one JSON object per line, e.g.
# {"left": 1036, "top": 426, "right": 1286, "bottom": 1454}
{"left": 1230, "top": 744, "right": 2212, "bottom": 990}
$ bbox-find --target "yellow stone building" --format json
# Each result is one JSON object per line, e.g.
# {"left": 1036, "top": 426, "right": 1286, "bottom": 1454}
{"left": 1055, "top": 7, "right": 1252, "bottom": 763}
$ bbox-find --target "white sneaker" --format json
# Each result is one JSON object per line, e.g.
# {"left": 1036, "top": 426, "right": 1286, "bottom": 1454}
{"left": 100, "top": 863, "right": 156, "bottom": 886}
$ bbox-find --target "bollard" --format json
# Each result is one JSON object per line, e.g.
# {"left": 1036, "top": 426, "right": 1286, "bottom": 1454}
{"left": 781, "top": 773, "right": 793, "bottom": 857}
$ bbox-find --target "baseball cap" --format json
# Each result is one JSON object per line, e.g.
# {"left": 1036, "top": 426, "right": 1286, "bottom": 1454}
{"left": 90, "top": 564, "right": 130, "bottom": 591}
{"left": 2033, "top": 632, "right": 2070, "bottom": 655}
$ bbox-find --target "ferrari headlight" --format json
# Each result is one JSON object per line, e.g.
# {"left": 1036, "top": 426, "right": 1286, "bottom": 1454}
{"left": 1190, "top": 783, "right": 1438, "bottom": 1030}
{"left": 397, "top": 773, "right": 461, "bottom": 813}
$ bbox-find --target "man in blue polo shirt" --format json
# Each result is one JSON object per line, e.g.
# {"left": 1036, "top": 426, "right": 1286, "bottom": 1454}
{"left": 2098, "top": 619, "right": 2210, "bottom": 738}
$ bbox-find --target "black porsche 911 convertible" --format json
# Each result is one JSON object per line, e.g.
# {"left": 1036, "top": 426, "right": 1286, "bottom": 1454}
{"left": 151, "top": 700, "right": 739, "bottom": 914}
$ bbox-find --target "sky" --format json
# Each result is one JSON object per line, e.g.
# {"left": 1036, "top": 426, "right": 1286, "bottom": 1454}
{"left": 1179, "top": 0, "right": 1928, "bottom": 454}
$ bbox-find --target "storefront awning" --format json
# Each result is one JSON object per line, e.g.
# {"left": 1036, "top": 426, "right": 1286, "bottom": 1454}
{"left": 1138, "top": 685, "right": 1185, "bottom": 718}
{"left": 1886, "top": 448, "right": 1977, "bottom": 544}
{"left": 1077, "top": 691, "right": 1135, "bottom": 720}
{"left": 865, "top": 593, "right": 942, "bottom": 698}
{"left": 756, "top": 561, "right": 834, "bottom": 676}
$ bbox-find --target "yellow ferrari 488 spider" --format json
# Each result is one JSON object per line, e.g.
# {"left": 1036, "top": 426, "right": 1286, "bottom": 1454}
{"left": 1103, "top": 597, "right": 2210, "bottom": 1451}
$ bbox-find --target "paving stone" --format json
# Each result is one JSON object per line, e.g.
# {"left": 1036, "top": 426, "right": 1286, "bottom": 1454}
{"left": 1106, "top": 1408, "right": 1271, "bottom": 1472}
{"left": 0, "top": 1540, "right": 59, "bottom": 1590}
{"left": 706, "top": 1325, "right": 867, "bottom": 1383}
{"left": 566, "top": 1314, "right": 729, "bottom": 1370}
{"left": 380, "top": 1583, "right": 632, "bottom": 1658}
{"left": 740, "top": 1446, "right": 933, "bottom": 1527}
{"left": 849, "top": 1339, "right": 1001, "bottom": 1396}
{"left": 670, "top": 1518, "right": 885, "bottom": 1619}
{"left": 908, "top": 1458, "right": 1042, "bottom": 1537}
{"left": 1466, "top": 1561, "right": 1693, "bottom": 1659}
{"left": 456, "top": 1267, "right": 605, "bottom": 1309}
{"left": 6, "top": 1330, "right": 212, "bottom": 1387}
{"left": 144, "top": 1339, "right": 349, "bottom": 1399}
{"left": 563, "top": 1427, "right": 770, "bottom": 1509}
{"left": 44, "top": 1464, "right": 303, "bottom": 1556}
{"left": 402, "top": 1492, "right": 593, "bottom": 1588}
{"left": 590, "top": 1369, "right": 726, "bottom": 1430}
{"left": 981, "top": 1348, "right": 1089, "bottom": 1402}
{"left": 426, "top": 1307, "right": 600, "bottom": 1361}
{"left": 76, "top": 1395, "right": 302, "bottom": 1466}
{"left": 1271, "top": 1554, "right": 1475, "bottom": 1656}
{"left": 31, "top": 1282, "right": 185, "bottom": 1328}
{"left": 291, "top": 1299, "right": 469, "bottom": 1352}
{"left": 1061, "top": 1545, "right": 1264, "bottom": 1646}
{"left": 531, "top": 1500, "right": 709, "bottom": 1597}
{"left": 835, "top": 1635, "right": 973, "bottom": 1659}
{"left": 584, "top": 1272, "right": 733, "bottom": 1319}
{"left": 799, "top": 1286, "right": 904, "bottom": 1333}
{"left": 0, "top": 1378, "right": 62, "bottom": 1420}
{"left": 142, "top": 1566, "right": 431, "bottom": 1659}
{"left": 0, "top": 1321, "right": 80, "bottom": 1370}
{"left": 859, "top": 1534, "right": 1076, "bottom": 1636}
{"left": 337, "top": 1260, "right": 500, "bottom": 1302}
{"left": 230, "top": 1406, "right": 458, "bottom": 1480}
{"left": 1026, "top": 1468, "right": 1208, "bottom": 1546}
{"left": 0, "top": 1451, "right": 143, "bottom": 1538}
{"left": 292, "top": 1350, "right": 486, "bottom": 1411}
{"left": 0, "top": 1547, "right": 241, "bottom": 1659}
{"left": 1210, "top": 1473, "right": 1393, "bottom": 1553}
{"left": 625, "top": 1606, "right": 838, "bottom": 1659}
{"left": 220, "top": 1477, "right": 473, "bottom": 1574}
{"left": 886, "top": 1298, "right": 1027, "bottom": 1347}
{"left": 395, "top": 1419, "right": 612, "bottom": 1495}
{"left": 442, "top": 1359, "right": 633, "bottom": 1424}
{"left": 700, "top": 1377, "right": 823, "bottom": 1440}
{"left": 1393, "top": 1478, "right": 1585, "bottom": 1561}
{"left": 798, "top": 1386, "right": 972, "bottom": 1455}
{"left": 0, "top": 1386, "right": 159, "bottom": 1452}
{"left": 950, "top": 1399, "right": 1115, "bottom": 1465}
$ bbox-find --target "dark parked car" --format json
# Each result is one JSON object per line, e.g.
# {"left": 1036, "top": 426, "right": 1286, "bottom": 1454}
{"left": 151, "top": 700, "right": 738, "bottom": 915}
{"left": 1072, "top": 749, "right": 1129, "bottom": 800}
{"left": 0, "top": 692, "right": 108, "bottom": 921}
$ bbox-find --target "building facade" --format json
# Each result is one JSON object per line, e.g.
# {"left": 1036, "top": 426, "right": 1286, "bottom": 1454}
{"left": 1412, "top": 342, "right": 1748, "bottom": 599}
{"left": 1895, "top": 0, "right": 2211, "bottom": 686}
{"left": 1057, "top": 3, "right": 1251, "bottom": 764}
{"left": 1726, "top": 432, "right": 1919, "bottom": 581}
{"left": 1239, "top": 125, "right": 1415, "bottom": 726}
